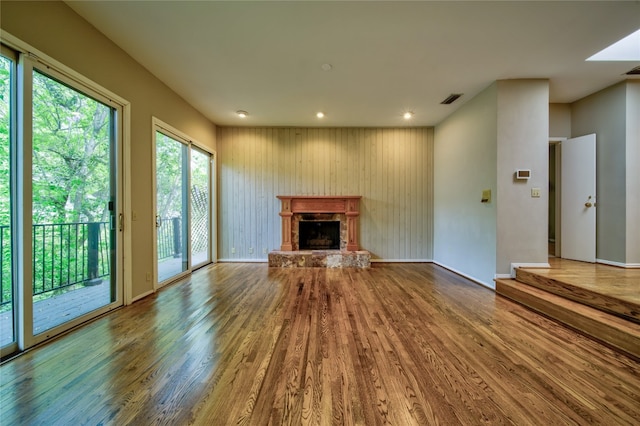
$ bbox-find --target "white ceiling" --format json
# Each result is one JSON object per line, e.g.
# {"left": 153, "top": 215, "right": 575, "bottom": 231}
{"left": 65, "top": 1, "right": 640, "bottom": 127}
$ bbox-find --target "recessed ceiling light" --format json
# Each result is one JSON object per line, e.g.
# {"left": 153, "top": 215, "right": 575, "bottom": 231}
{"left": 403, "top": 112, "right": 414, "bottom": 119}
{"left": 236, "top": 110, "right": 248, "bottom": 118}
{"left": 316, "top": 112, "right": 325, "bottom": 118}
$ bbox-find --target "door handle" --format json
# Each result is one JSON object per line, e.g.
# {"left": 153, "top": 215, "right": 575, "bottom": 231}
{"left": 585, "top": 195, "right": 594, "bottom": 208}
{"left": 156, "top": 215, "right": 162, "bottom": 228}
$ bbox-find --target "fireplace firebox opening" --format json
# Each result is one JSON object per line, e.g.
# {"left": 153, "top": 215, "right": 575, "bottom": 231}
{"left": 299, "top": 221, "right": 340, "bottom": 250}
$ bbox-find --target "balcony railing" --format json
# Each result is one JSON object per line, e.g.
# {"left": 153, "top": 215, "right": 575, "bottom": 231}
{"left": 1, "top": 222, "right": 112, "bottom": 308}
{"left": 1, "top": 217, "right": 186, "bottom": 309}
{"left": 32, "top": 222, "right": 112, "bottom": 297}
{"left": 157, "top": 217, "right": 183, "bottom": 260}
{"left": 1, "top": 225, "right": 11, "bottom": 307}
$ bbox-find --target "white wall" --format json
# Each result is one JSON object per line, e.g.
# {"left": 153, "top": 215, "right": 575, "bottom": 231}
{"left": 217, "top": 127, "right": 434, "bottom": 261}
{"left": 434, "top": 84, "right": 498, "bottom": 287}
{"left": 1, "top": 1, "right": 218, "bottom": 299}
{"left": 496, "top": 80, "right": 549, "bottom": 274}
{"left": 434, "top": 80, "right": 549, "bottom": 288}
{"left": 625, "top": 81, "right": 640, "bottom": 265}
{"left": 549, "top": 103, "right": 571, "bottom": 138}
{"left": 572, "top": 82, "right": 627, "bottom": 263}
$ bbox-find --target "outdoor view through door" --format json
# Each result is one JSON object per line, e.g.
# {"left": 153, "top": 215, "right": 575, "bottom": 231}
{"left": 155, "top": 127, "right": 212, "bottom": 284}
{"left": 0, "top": 51, "right": 14, "bottom": 348}
{"left": 30, "top": 70, "right": 117, "bottom": 335}
{"left": 155, "top": 131, "right": 189, "bottom": 283}
{"left": 190, "top": 148, "right": 211, "bottom": 268}
{"left": 1, "top": 46, "right": 122, "bottom": 354}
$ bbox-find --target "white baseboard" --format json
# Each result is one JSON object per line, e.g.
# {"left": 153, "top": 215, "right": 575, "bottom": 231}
{"left": 510, "top": 262, "right": 551, "bottom": 277}
{"left": 597, "top": 259, "right": 640, "bottom": 269}
{"left": 218, "top": 258, "right": 435, "bottom": 264}
{"left": 131, "top": 289, "right": 154, "bottom": 303}
{"left": 217, "top": 258, "right": 268, "bottom": 263}
{"left": 494, "top": 273, "right": 512, "bottom": 279}
{"left": 432, "top": 261, "right": 494, "bottom": 290}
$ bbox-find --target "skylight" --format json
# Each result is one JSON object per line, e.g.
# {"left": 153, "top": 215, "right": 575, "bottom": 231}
{"left": 587, "top": 29, "right": 640, "bottom": 61}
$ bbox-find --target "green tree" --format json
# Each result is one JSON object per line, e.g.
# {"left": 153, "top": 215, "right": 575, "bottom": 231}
{"left": 1, "top": 61, "right": 115, "bottom": 310}
{"left": 155, "top": 131, "right": 187, "bottom": 220}
{"left": 0, "top": 57, "right": 11, "bottom": 228}
{"left": 0, "top": 56, "right": 12, "bottom": 307}
{"left": 32, "top": 70, "right": 111, "bottom": 225}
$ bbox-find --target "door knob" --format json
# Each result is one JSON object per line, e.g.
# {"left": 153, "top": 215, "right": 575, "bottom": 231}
{"left": 585, "top": 202, "right": 593, "bottom": 208}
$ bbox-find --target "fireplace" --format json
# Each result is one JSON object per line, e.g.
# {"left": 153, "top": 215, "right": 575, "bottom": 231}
{"left": 276, "top": 195, "right": 361, "bottom": 251}
{"left": 299, "top": 220, "right": 340, "bottom": 250}
{"left": 269, "top": 195, "right": 370, "bottom": 268}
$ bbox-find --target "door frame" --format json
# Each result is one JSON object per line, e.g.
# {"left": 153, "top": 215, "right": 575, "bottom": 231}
{"left": 559, "top": 134, "right": 597, "bottom": 263}
{"left": 550, "top": 135, "right": 598, "bottom": 263}
{"left": 1, "top": 32, "right": 131, "bottom": 355}
{"left": 189, "top": 145, "right": 215, "bottom": 269}
{"left": 151, "top": 117, "right": 215, "bottom": 289}
{"left": 549, "top": 138, "right": 564, "bottom": 258}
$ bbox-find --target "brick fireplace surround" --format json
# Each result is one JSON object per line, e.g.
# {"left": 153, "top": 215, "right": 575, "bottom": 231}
{"left": 268, "top": 196, "right": 371, "bottom": 268}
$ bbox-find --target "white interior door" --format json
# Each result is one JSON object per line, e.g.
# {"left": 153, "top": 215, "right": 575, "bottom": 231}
{"left": 561, "top": 134, "right": 596, "bottom": 262}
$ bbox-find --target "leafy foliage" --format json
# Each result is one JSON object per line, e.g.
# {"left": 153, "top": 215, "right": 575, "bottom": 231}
{"left": 32, "top": 70, "right": 112, "bottom": 224}
{"left": 1, "top": 64, "right": 114, "bottom": 310}
{"left": 1, "top": 56, "right": 13, "bottom": 308}
{"left": 155, "top": 131, "right": 187, "bottom": 220}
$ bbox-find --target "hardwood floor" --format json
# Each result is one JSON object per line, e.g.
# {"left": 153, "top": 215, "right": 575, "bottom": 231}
{"left": 531, "top": 257, "right": 640, "bottom": 313}
{"left": 1, "top": 263, "right": 639, "bottom": 425}
{"left": 497, "top": 258, "right": 640, "bottom": 361}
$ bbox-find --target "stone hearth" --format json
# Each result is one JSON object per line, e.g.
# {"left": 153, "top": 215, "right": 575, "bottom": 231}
{"left": 269, "top": 195, "right": 371, "bottom": 268}
{"left": 268, "top": 250, "right": 371, "bottom": 268}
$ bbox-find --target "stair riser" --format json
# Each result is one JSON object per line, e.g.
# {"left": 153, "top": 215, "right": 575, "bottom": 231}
{"left": 515, "top": 269, "right": 640, "bottom": 323}
{"left": 497, "top": 280, "right": 640, "bottom": 361}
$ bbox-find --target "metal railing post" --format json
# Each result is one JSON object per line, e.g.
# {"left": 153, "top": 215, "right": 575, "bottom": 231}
{"left": 86, "top": 222, "right": 102, "bottom": 286}
{"left": 172, "top": 217, "right": 182, "bottom": 258}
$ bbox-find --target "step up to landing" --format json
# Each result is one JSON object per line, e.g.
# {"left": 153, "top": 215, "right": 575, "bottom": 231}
{"left": 515, "top": 268, "right": 640, "bottom": 324}
{"left": 496, "top": 278, "right": 640, "bottom": 361}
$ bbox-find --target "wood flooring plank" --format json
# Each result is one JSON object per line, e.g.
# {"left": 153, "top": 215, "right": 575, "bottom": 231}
{"left": 1, "top": 263, "right": 639, "bottom": 425}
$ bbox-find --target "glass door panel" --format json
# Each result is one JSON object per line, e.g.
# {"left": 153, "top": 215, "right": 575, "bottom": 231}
{"left": 31, "top": 70, "right": 116, "bottom": 334}
{"left": 0, "top": 52, "right": 15, "bottom": 348}
{"left": 190, "top": 148, "right": 210, "bottom": 268}
{"left": 155, "top": 131, "right": 189, "bottom": 283}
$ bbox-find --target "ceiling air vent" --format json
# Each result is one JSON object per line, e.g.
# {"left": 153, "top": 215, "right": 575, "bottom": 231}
{"left": 625, "top": 65, "right": 640, "bottom": 75}
{"left": 440, "top": 93, "right": 463, "bottom": 104}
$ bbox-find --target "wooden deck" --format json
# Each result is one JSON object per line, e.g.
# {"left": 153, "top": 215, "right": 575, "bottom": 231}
{"left": 1, "top": 263, "right": 638, "bottom": 425}
{"left": 0, "top": 257, "right": 199, "bottom": 347}
{"left": 0, "top": 283, "right": 112, "bottom": 347}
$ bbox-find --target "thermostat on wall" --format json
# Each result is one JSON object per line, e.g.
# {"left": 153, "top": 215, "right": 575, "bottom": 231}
{"left": 515, "top": 169, "right": 531, "bottom": 180}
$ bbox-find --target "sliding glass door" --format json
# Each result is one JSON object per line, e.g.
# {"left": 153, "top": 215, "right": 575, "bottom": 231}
{"left": 154, "top": 121, "right": 213, "bottom": 286}
{"left": 155, "top": 130, "right": 189, "bottom": 283}
{"left": 1, "top": 44, "right": 123, "bottom": 356}
{"left": 0, "top": 48, "right": 16, "bottom": 350}
{"left": 190, "top": 147, "right": 211, "bottom": 268}
{"left": 31, "top": 69, "right": 118, "bottom": 334}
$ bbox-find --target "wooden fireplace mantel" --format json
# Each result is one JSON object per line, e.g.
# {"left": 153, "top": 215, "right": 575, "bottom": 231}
{"left": 277, "top": 195, "right": 361, "bottom": 251}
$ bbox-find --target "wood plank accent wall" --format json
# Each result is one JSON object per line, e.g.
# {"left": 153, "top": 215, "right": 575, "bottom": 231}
{"left": 217, "top": 127, "right": 434, "bottom": 261}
